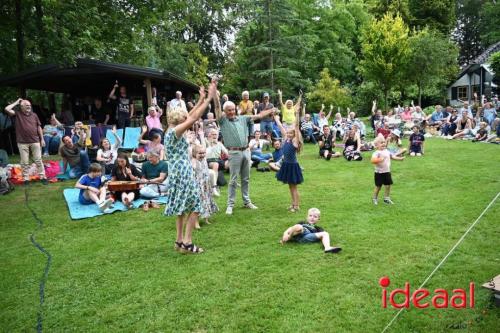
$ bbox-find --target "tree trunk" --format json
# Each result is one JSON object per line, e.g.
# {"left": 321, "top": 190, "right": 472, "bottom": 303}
{"left": 34, "top": 0, "right": 47, "bottom": 61}
{"left": 15, "top": 0, "right": 24, "bottom": 71}
{"left": 267, "top": 0, "right": 274, "bottom": 92}
{"left": 384, "top": 89, "right": 388, "bottom": 113}
{"left": 418, "top": 82, "right": 422, "bottom": 107}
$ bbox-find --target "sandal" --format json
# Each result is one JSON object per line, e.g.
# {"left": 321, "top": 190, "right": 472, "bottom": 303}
{"left": 174, "top": 241, "right": 183, "bottom": 251}
{"left": 180, "top": 243, "right": 204, "bottom": 254}
{"left": 123, "top": 197, "right": 133, "bottom": 209}
{"left": 142, "top": 201, "right": 150, "bottom": 212}
{"left": 149, "top": 201, "right": 160, "bottom": 209}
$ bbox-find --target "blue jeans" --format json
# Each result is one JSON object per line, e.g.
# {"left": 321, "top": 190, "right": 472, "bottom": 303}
{"left": 43, "top": 135, "right": 61, "bottom": 155}
{"left": 68, "top": 151, "right": 90, "bottom": 179}
{"left": 302, "top": 128, "right": 317, "bottom": 143}
{"left": 251, "top": 151, "right": 273, "bottom": 162}
{"left": 260, "top": 120, "right": 274, "bottom": 138}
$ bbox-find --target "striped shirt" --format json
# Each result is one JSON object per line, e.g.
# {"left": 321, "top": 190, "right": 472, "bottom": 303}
{"left": 219, "top": 116, "right": 251, "bottom": 148}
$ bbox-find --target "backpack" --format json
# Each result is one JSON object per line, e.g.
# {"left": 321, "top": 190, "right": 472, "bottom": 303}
{"left": 0, "top": 167, "right": 14, "bottom": 195}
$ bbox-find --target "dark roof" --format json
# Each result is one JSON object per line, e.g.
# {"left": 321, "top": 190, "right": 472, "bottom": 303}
{"left": 470, "top": 41, "right": 500, "bottom": 65}
{"left": 0, "top": 58, "right": 198, "bottom": 97}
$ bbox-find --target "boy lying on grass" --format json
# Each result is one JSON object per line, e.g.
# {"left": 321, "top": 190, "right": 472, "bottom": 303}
{"left": 280, "top": 207, "right": 342, "bottom": 254}
{"left": 75, "top": 162, "right": 114, "bottom": 212}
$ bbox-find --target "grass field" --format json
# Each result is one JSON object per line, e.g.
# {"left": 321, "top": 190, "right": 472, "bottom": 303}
{"left": 1, "top": 138, "right": 499, "bottom": 332}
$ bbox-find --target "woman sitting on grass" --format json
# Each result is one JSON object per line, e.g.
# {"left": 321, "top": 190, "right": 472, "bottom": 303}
{"left": 96, "top": 126, "right": 121, "bottom": 174}
{"left": 110, "top": 152, "right": 142, "bottom": 209}
{"left": 139, "top": 125, "right": 165, "bottom": 160}
{"left": 449, "top": 110, "right": 473, "bottom": 140}
{"left": 249, "top": 130, "right": 272, "bottom": 164}
{"left": 342, "top": 126, "right": 362, "bottom": 161}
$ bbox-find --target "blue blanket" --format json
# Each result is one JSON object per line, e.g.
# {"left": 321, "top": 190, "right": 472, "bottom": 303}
{"left": 122, "top": 127, "right": 141, "bottom": 149}
{"left": 106, "top": 128, "right": 124, "bottom": 146}
{"left": 63, "top": 188, "right": 168, "bottom": 220}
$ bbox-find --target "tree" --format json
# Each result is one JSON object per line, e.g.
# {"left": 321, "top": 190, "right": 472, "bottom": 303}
{"left": 489, "top": 52, "right": 500, "bottom": 85}
{"left": 453, "top": 0, "right": 486, "bottom": 66}
{"left": 359, "top": 13, "right": 410, "bottom": 110}
{"left": 306, "top": 68, "right": 351, "bottom": 112}
{"left": 408, "top": 0, "right": 455, "bottom": 34}
{"left": 406, "top": 29, "right": 459, "bottom": 105}
{"left": 479, "top": 1, "right": 500, "bottom": 48}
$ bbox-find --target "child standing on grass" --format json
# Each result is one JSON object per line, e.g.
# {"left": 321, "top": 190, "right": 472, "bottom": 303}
{"left": 274, "top": 107, "right": 303, "bottom": 213}
{"left": 280, "top": 207, "right": 342, "bottom": 254}
{"left": 191, "top": 144, "right": 218, "bottom": 229}
{"left": 75, "top": 163, "right": 114, "bottom": 212}
{"left": 371, "top": 136, "right": 404, "bottom": 205}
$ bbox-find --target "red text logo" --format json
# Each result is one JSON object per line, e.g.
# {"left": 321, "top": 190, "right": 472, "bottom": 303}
{"left": 379, "top": 276, "right": 475, "bottom": 309}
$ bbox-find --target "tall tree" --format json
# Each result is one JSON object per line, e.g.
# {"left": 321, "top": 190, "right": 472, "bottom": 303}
{"left": 406, "top": 29, "right": 459, "bottom": 105}
{"left": 479, "top": 1, "right": 500, "bottom": 48}
{"left": 306, "top": 68, "right": 351, "bottom": 112}
{"left": 453, "top": 0, "right": 486, "bottom": 65}
{"left": 408, "top": 0, "right": 455, "bottom": 34}
{"left": 359, "top": 13, "right": 410, "bottom": 110}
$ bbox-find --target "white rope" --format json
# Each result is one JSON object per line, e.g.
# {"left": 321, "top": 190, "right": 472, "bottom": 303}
{"left": 381, "top": 191, "right": 500, "bottom": 333}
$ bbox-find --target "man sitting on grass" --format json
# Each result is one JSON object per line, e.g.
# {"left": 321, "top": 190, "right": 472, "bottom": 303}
{"left": 280, "top": 207, "right": 342, "bottom": 254}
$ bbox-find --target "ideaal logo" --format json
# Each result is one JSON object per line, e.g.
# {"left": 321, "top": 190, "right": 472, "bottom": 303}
{"left": 379, "top": 276, "right": 475, "bottom": 309}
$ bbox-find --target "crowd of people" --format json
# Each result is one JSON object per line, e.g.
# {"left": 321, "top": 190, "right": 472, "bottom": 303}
{"left": 3, "top": 79, "right": 500, "bottom": 254}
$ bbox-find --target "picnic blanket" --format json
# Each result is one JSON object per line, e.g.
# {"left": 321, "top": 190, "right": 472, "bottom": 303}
{"left": 63, "top": 188, "right": 168, "bottom": 220}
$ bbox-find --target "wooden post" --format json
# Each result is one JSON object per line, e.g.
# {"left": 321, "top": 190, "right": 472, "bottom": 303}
{"left": 145, "top": 78, "right": 152, "bottom": 107}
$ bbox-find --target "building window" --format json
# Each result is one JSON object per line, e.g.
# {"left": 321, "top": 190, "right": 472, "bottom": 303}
{"left": 457, "top": 86, "right": 468, "bottom": 100}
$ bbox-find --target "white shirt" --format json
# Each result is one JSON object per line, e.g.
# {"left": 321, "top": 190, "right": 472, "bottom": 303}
{"left": 170, "top": 98, "right": 187, "bottom": 110}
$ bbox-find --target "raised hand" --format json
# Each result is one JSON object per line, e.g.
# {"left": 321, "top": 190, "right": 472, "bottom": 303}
{"left": 114, "top": 80, "right": 119, "bottom": 88}
{"left": 277, "top": 89, "right": 282, "bottom": 96}
{"left": 373, "top": 100, "right": 376, "bottom": 106}
{"left": 141, "top": 125, "right": 148, "bottom": 133}
{"left": 112, "top": 125, "right": 117, "bottom": 134}
{"left": 198, "top": 85, "right": 206, "bottom": 101}
{"left": 207, "top": 81, "right": 217, "bottom": 100}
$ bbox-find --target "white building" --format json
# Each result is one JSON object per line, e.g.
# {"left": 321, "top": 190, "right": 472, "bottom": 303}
{"left": 448, "top": 41, "right": 500, "bottom": 106}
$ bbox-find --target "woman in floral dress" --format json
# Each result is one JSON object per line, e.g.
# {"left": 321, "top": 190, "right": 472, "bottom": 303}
{"left": 163, "top": 81, "right": 217, "bottom": 254}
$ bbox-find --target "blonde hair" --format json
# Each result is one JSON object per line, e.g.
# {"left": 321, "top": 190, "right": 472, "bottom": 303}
{"left": 373, "top": 134, "right": 386, "bottom": 146}
{"left": 191, "top": 143, "right": 205, "bottom": 158}
{"left": 308, "top": 207, "right": 321, "bottom": 216}
{"left": 167, "top": 107, "right": 188, "bottom": 125}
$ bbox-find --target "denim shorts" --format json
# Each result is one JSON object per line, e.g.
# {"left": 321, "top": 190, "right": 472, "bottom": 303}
{"left": 294, "top": 229, "right": 320, "bottom": 243}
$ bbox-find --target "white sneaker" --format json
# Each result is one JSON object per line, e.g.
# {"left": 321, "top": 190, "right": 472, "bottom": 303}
{"left": 372, "top": 198, "right": 378, "bottom": 205}
{"left": 213, "top": 187, "right": 220, "bottom": 197}
{"left": 225, "top": 206, "right": 233, "bottom": 215}
{"left": 383, "top": 198, "right": 394, "bottom": 205}
{"left": 244, "top": 203, "right": 258, "bottom": 209}
{"left": 99, "top": 198, "right": 113, "bottom": 212}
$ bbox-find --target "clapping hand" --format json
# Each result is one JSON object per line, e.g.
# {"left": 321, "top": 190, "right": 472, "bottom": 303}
{"left": 198, "top": 85, "right": 206, "bottom": 101}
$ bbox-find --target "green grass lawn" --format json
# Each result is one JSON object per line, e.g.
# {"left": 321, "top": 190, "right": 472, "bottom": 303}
{"left": 1, "top": 138, "right": 499, "bottom": 332}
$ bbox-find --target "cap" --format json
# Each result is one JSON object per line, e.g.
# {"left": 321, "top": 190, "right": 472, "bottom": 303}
{"left": 263, "top": 92, "right": 269, "bottom": 97}
{"left": 392, "top": 129, "right": 401, "bottom": 137}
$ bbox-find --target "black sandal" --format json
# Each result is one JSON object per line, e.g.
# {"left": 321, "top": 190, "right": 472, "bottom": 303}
{"left": 181, "top": 243, "right": 204, "bottom": 254}
{"left": 174, "top": 241, "right": 183, "bottom": 251}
